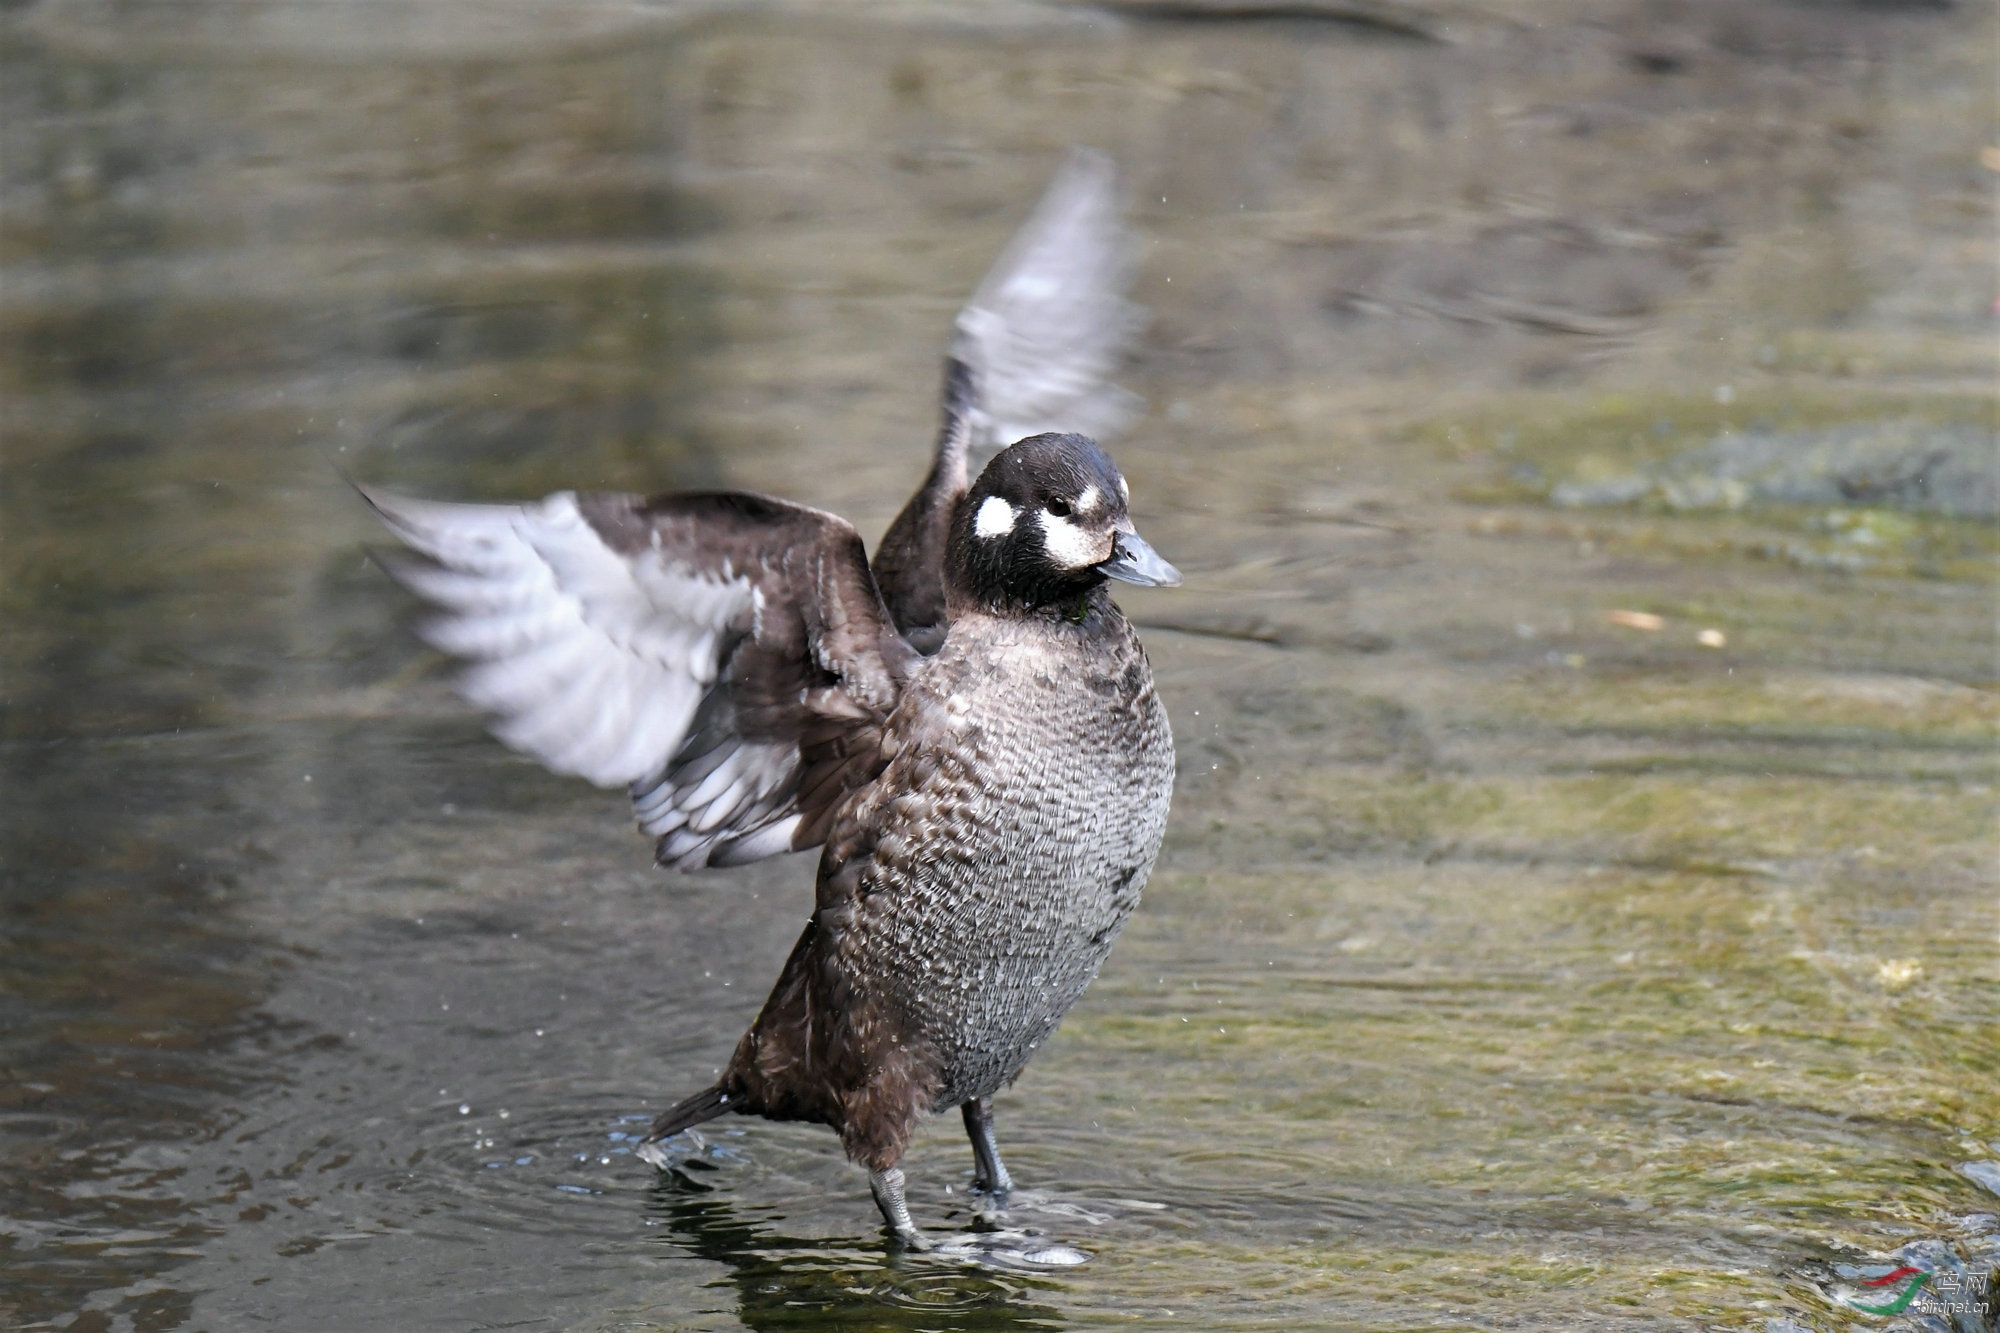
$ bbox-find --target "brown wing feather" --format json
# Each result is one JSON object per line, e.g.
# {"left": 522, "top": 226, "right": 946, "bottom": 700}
{"left": 578, "top": 491, "right": 920, "bottom": 870}
{"left": 365, "top": 484, "right": 919, "bottom": 873}
{"left": 872, "top": 358, "right": 973, "bottom": 653}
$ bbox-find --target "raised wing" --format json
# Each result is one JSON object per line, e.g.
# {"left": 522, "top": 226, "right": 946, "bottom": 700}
{"left": 954, "top": 147, "right": 1146, "bottom": 453}
{"left": 365, "top": 486, "right": 920, "bottom": 870}
{"left": 871, "top": 358, "right": 973, "bottom": 652}
{"left": 875, "top": 150, "right": 1145, "bottom": 647}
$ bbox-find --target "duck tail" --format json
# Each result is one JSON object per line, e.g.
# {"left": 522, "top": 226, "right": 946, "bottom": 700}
{"left": 641, "top": 1083, "right": 738, "bottom": 1145}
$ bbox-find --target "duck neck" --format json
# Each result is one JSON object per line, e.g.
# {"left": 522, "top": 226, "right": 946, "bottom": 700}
{"left": 944, "top": 565, "right": 1113, "bottom": 627}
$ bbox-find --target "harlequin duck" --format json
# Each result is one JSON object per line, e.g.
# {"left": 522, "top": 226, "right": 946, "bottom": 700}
{"left": 363, "top": 150, "right": 1177, "bottom": 1249}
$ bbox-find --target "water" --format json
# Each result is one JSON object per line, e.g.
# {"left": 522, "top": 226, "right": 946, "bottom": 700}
{"left": 3, "top": 2, "right": 1996, "bottom": 1329}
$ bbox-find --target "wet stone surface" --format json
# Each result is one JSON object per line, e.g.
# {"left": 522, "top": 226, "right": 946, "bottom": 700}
{"left": 1, "top": 1, "right": 1995, "bottom": 1330}
{"left": 1550, "top": 419, "right": 1998, "bottom": 521}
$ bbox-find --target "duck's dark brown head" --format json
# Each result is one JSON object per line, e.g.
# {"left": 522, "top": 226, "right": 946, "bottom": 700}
{"left": 944, "top": 432, "right": 1180, "bottom": 615}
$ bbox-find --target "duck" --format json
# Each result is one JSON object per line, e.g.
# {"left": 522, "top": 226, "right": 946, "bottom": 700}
{"left": 361, "top": 150, "right": 1180, "bottom": 1249}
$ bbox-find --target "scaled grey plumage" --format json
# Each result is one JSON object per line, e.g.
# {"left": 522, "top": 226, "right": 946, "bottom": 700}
{"left": 362, "top": 152, "right": 1173, "bottom": 1251}
{"left": 836, "top": 600, "right": 1174, "bottom": 1116}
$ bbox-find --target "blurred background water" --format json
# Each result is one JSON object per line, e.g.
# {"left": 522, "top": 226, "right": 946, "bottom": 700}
{"left": 2, "top": 1, "right": 1996, "bottom": 1329}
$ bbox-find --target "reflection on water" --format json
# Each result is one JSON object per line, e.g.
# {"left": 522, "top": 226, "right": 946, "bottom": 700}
{"left": 4, "top": 0, "right": 1996, "bottom": 1329}
{"left": 648, "top": 1180, "right": 1067, "bottom": 1333}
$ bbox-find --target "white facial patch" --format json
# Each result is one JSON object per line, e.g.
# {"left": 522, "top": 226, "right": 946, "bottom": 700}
{"left": 1117, "top": 475, "right": 1130, "bottom": 502}
{"left": 1040, "top": 510, "right": 1108, "bottom": 569}
{"left": 974, "top": 495, "right": 1018, "bottom": 539}
{"left": 1075, "top": 485, "right": 1101, "bottom": 514}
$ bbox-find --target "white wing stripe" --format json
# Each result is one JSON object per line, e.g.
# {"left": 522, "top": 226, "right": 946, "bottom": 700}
{"left": 683, "top": 745, "right": 760, "bottom": 816}
{"left": 418, "top": 602, "right": 573, "bottom": 658}
{"left": 369, "top": 488, "right": 752, "bottom": 790}
{"left": 710, "top": 816, "right": 802, "bottom": 867}
{"left": 392, "top": 563, "right": 551, "bottom": 615}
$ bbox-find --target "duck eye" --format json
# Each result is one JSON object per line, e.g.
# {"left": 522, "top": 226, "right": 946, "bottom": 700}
{"left": 1046, "top": 497, "right": 1072, "bottom": 518}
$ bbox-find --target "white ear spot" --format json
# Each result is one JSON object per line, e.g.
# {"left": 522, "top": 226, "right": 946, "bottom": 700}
{"left": 1076, "top": 485, "right": 1101, "bottom": 514}
{"left": 1040, "top": 511, "right": 1106, "bottom": 569}
{"left": 1117, "top": 475, "right": 1130, "bottom": 501}
{"left": 974, "top": 495, "right": 1018, "bottom": 538}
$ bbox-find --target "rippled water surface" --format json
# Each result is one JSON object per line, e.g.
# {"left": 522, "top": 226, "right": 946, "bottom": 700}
{"left": 3, "top": 2, "right": 1996, "bottom": 1329}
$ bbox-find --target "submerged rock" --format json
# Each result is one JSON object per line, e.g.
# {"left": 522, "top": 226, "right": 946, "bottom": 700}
{"left": 1551, "top": 418, "right": 1998, "bottom": 519}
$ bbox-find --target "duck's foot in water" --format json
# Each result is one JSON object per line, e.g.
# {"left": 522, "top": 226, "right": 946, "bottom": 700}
{"left": 872, "top": 1167, "right": 1090, "bottom": 1266}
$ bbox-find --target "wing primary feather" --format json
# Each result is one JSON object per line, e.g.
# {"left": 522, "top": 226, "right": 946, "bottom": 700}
{"left": 952, "top": 147, "right": 1145, "bottom": 454}
{"left": 711, "top": 816, "right": 804, "bottom": 866}
{"left": 682, "top": 745, "right": 757, "bottom": 814}
{"left": 363, "top": 455, "right": 908, "bottom": 869}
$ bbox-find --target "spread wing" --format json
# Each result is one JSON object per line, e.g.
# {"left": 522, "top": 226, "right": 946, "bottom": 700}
{"left": 953, "top": 146, "right": 1146, "bottom": 454}
{"left": 875, "top": 149, "right": 1145, "bottom": 647}
{"left": 364, "top": 486, "right": 920, "bottom": 871}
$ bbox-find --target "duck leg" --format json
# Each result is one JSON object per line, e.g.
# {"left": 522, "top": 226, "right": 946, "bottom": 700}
{"left": 868, "top": 1166, "right": 933, "bottom": 1250}
{"left": 962, "top": 1097, "right": 1014, "bottom": 1196}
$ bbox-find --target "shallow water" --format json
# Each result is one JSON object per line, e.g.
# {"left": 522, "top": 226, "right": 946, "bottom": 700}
{"left": 3, "top": 2, "right": 1996, "bottom": 1330}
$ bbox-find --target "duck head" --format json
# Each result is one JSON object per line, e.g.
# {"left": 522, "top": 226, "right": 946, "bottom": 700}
{"left": 945, "top": 432, "right": 1181, "bottom": 614}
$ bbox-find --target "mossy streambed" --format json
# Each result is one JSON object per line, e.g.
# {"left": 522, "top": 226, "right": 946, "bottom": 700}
{"left": 3, "top": 2, "right": 1995, "bottom": 1330}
